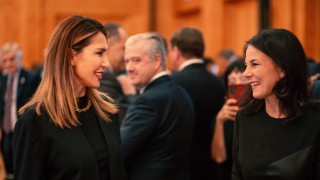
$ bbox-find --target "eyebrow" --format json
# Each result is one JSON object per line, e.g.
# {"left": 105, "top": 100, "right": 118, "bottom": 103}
{"left": 96, "top": 47, "right": 108, "bottom": 52}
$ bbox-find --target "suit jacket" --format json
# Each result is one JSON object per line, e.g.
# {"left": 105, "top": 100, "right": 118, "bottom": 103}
{"left": 13, "top": 107, "right": 127, "bottom": 180}
{"left": 121, "top": 75, "right": 194, "bottom": 180}
{"left": 0, "top": 69, "right": 38, "bottom": 129}
{"left": 311, "top": 80, "right": 320, "bottom": 100}
{"left": 171, "top": 63, "right": 225, "bottom": 180}
{"left": 98, "top": 71, "right": 135, "bottom": 123}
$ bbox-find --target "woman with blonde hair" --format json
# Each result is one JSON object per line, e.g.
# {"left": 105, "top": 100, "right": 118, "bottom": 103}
{"left": 13, "top": 15, "right": 126, "bottom": 180}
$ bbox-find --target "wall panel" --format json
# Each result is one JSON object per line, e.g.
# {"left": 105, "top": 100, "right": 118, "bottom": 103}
{"left": 0, "top": 0, "right": 319, "bottom": 70}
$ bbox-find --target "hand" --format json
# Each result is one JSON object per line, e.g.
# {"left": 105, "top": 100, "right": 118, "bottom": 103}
{"left": 117, "top": 74, "right": 137, "bottom": 95}
{"left": 216, "top": 98, "right": 239, "bottom": 124}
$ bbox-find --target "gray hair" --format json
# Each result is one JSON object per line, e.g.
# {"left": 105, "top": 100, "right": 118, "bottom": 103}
{"left": 126, "top": 32, "right": 167, "bottom": 69}
{"left": 1, "top": 42, "right": 23, "bottom": 68}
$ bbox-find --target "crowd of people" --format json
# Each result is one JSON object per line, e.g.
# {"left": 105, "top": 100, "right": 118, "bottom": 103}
{"left": 0, "top": 15, "right": 319, "bottom": 180}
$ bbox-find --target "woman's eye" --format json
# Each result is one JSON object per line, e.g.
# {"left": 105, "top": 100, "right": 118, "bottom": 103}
{"left": 97, "top": 52, "right": 104, "bottom": 56}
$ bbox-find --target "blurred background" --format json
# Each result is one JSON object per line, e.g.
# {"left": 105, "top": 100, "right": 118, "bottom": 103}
{"left": 0, "top": 0, "right": 319, "bottom": 71}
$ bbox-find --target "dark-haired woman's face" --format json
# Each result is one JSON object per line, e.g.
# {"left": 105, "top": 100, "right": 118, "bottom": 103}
{"left": 243, "top": 45, "right": 284, "bottom": 100}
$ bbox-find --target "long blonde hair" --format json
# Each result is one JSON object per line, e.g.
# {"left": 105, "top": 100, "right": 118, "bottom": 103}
{"left": 19, "top": 15, "right": 118, "bottom": 128}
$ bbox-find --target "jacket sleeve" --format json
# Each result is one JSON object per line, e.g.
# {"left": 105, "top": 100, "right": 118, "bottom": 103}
{"left": 13, "top": 109, "right": 45, "bottom": 180}
{"left": 120, "top": 96, "right": 158, "bottom": 165}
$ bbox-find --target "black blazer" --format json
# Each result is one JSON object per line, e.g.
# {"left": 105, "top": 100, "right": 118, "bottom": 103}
{"left": 311, "top": 80, "right": 320, "bottom": 100}
{"left": 171, "top": 63, "right": 225, "bottom": 179}
{"left": 121, "top": 75, "right": 194, "bottom": 180}
{"left": 13, "top": 108, "right": 127, "bottom": 180}
{"left": 0, "top": 69, "right": 38, "bottom": 128}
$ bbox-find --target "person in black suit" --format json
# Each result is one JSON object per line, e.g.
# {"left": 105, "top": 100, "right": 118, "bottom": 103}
{"left": 98, "top": 23, "right": 136, "bottom": 123}
{"left": 13, "top": 15, "right": 126, "bottom": 180}
{"left": 170, "top": 27, "right": 226, "bottom": 180}
{"left": 0, "top": 42, "right": 38, "bottom": 178}
{"left": 121, "top": 32, "right": 194, "bottom": 179}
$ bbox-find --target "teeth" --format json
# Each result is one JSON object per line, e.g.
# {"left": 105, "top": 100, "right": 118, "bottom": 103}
{"left": 95, "top": 72, "right": 103, "bottom": 78}
{"left": 251, "top": 82, "right": 260, "bottom": 86}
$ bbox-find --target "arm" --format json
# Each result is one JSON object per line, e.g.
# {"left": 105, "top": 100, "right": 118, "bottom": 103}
{"left": 120, "top": 96, "right": 157, "bottom": 165}
{"left": 211, "top": 98, "right": 238, "bottom": 163}
{"left": 232, "top": 113, "right": 243, "bottom": 180}
{"left": 13, "top": 110, "right": 45, "bottom": 180}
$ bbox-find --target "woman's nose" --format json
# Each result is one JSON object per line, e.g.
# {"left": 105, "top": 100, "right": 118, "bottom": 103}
{"left": 242, "top": 67, "right": 251, "bottom": 78}
{"left": 102, "top": 56, "right": 110, "bottom": 69}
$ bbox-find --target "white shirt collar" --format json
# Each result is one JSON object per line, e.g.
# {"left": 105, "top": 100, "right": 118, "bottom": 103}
{"left": 178, "top": 58, "right": 203, "bottom": 71}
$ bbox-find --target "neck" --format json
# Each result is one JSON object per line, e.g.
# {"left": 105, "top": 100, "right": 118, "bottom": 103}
{"left": 77, "top": 87, "right": 86, "bottom": 97}
{"left": 265, "top": 96, "right": 286, "bottom": 118}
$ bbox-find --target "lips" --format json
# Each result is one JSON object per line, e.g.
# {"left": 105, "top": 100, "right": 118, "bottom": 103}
{"left": 94, "top": 72, "right": 103, "bottom": 80}
{"left": 249, "top": 81, "right": 260, "bottom": 90}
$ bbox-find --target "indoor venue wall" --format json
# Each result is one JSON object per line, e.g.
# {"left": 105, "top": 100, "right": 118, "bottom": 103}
{"left": 0, "top": 0, "right": 319, "bottom": 70}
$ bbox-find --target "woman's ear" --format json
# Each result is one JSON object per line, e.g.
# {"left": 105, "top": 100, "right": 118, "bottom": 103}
{"left": 70, "top": 49, "right": 77, "bottom": 66}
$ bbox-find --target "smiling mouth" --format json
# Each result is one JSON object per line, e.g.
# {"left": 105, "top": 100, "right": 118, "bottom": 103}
{"left": 250, "top": 81, "right": 260, "bottom": 88}
{"left": 94, "top": 72, "right": 103, "bottom": 80}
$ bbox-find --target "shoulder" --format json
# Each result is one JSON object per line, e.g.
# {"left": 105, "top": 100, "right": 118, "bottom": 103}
{"left": 15, "top": 107, "right": 39, "bottom": 133}
{"left": 17, "top": 106, "right": 49, "bottom": 130}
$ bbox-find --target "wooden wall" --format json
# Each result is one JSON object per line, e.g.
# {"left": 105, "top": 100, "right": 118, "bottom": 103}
{"left": 0, "top": 0, "right": 319, "bottom": 70}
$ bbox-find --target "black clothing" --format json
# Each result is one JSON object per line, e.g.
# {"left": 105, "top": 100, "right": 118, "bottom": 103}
{"left": 233, "top": 107, "right": 320, "bottom": 180}
{"left": 311, "top": 80, "right": 320, "bottom": 100}
{"left": 78, "top": 96, "right": 110, "bottom": 180}
{"left": 121, "top": 75, "right": 195, "bottom": 180}
{"left": 171, "top": 63, "right": 225, "bottom": 180}
{"left": 98, "top": 70, "right": 135, "bottom": 124}
{"left": 13, "top": 100, "right": 126, "bottom": 180}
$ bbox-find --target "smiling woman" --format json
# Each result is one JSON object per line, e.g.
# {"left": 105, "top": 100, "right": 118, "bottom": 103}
{"left": 13, "top": 15, "right": 126, "bottom": 180}
{"left": 232, "top": 29, "right": 320, "bottom": 180}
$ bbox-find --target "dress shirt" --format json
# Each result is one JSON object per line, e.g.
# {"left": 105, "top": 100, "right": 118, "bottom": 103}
{"left": 178, "top": 58, "right": 203, "bottom": 71}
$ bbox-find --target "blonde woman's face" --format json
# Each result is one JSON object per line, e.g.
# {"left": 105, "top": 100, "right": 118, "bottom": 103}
{"left": 72, "top": 32, "right": 110, "bottom": 96}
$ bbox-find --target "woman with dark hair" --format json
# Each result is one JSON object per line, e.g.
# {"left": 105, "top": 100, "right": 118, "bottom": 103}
{"left": 232, "top": 29, "right": 320, "bottom": 179}
{"left": 13, "top": 15, "right": 126, "bottom": 180}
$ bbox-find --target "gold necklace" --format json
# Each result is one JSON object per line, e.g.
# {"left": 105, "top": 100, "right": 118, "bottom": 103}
{"left": 75, "top": 99, "right": 91, "bottom": 113}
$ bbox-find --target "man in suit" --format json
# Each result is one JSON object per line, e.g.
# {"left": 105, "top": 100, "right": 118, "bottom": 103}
{"left": 121, "top": 32, "right": 194, "bottom": 179}
{"left": 0, "top": 42, "right": 38, "bottom": 177}
{"left": 170, "top": 27, "right": 226, "bottom": 180}
{"left": 98, "top": 23, "right": 136, "bottom": 123}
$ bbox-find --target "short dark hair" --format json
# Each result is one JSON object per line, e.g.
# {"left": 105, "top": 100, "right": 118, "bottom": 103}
{"left": 224, "top": 59, "right": 245, "bottom": 89}
{"left": 104, "top": 22, "right": 121, "bottom": 40}
{"left": 240, "top": 28, "right": 315, "bottom": 122}
{"left": 170, "top": 27, "right": 205, "bottom": 59}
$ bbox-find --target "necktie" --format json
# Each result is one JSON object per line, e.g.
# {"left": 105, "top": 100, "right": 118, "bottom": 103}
{"left": 3, "top": 76, "right": 14, "bottom": 134}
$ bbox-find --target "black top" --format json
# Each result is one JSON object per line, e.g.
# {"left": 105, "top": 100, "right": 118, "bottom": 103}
{"left": 232, "top": 106, "right": 320, "bottom": 180}
{"left": 78, "top": 96, "right": 110, "bottom": 180}
{"left": 13, "top": 99, "right": 127, "bottom": 180}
